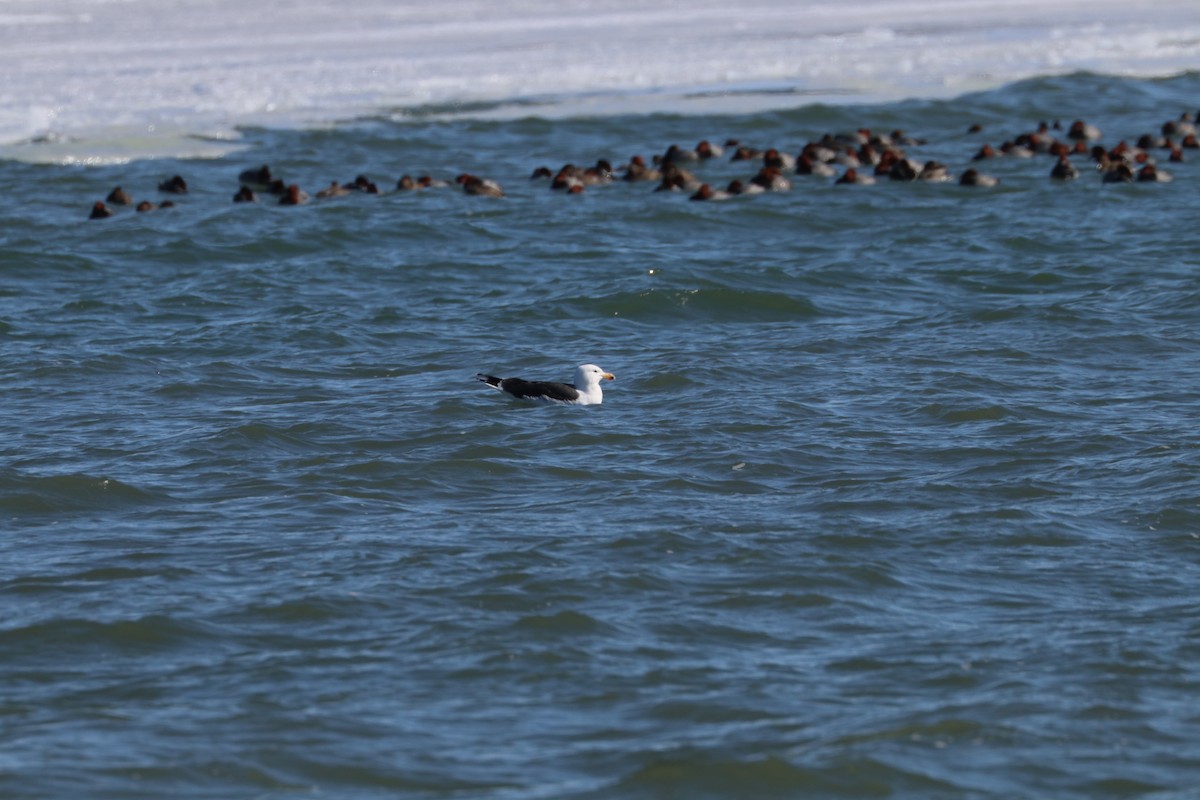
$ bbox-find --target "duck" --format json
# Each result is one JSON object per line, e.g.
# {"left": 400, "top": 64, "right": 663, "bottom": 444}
{"left": 660, "top": 144, "right": 699, "bottom": 164}
{"left": 730, "top": 145, "right": 763, "bottom": 162}
{"left": 396, "top": 175, "right": 418, "bottom": 190}
{"left": 278, "top": 184, "right": 309, "bottom": 205}
{"left": 1137, "top": 164, "right": 1172, "bottom": 183}
{"left": 238, "top": 165, "right": 273, "bottom": 185}
{"left": 728, "top": 178, "right": 763, "bottom": 195}
{"left": 621, "top": 155, "right": 660, "bottom": 182}
{"left": 476, "top": 364, "right": 614, "bottom": 406}
{"left": 550, "top": 165, "right": 585, "bottom": 192}
{"left": 887, "top": 129, "right": 926, "bottom": 147}
{"left": 1102, "top": 163, "right": 1134, "bottom": 184}
{"left": 653, "top": 171, "right": 690, "bottom": 193}
{"left": 1162, "top": 114, "right": 1197, "bottom": 138}
{"left": 581, "top": 160, "right": 614, "bottom": 185}
{"left": 158, "top": 175, "right": 188, "bottom": 194}
{"left": 917, "top": 161, "right": 952, "bottom": 182}
{"left": 748, "top": 166, "right": 791, "bottom": 192}
{"left": 233, "top": 186, "right": 258, "bottom": 202}
{"left": 1067, "top": 119, "right": 1102, "bottom": 141}
{"left": 971, "top": 143, "right": 998, "bottom": 160}
{"left": 873, "top": 150, "right": 899, "bottom": 176}
{"left": 1047, "top": 141, "right": 1071, "bottom": 159}
{"left": 958, "top": 169, "right": 998, "bottom": 187}
{"left": 887, "top": 158, "right": 921, "bottom": 181}
{"left": 999, "top": 140, "right": 1034, "bottom": 158}
{"left": 88, "top": 201, "right": 114, "bottom": 219}
{"left": 1136, "top": 133, "right": 1167, "bottom": 150}
{"left": 1050, "top": 156, "right": 1079, "bottom": 181}
{"left": 689, "top": 183, "right": 730, "bottom": 201}
{"left": 834, "top": 167, "right": 875, "bottom": 185}
{"left": 855, "top": 143, "right": 881, "bottom": 166}
{"left": 654, "top": 163, "right": 700, "bottom": 192}
{"left": 416, "top": 175, "right": 449, "bottom": 189}
{"left": 315, "top": 181, "right": 351, "bottom": 199}
{"left": 346, "top": 174, "right": 379, "bottom": 193}
{"left": 762, "top": 148, "right": 795, "bottom": 170}
{"left": 106, "top": 186, "right": 133, "bottom": 205}
{"left": 457, "top": 174, "right": 504, "bottom": 197}
{"left": 795, "top": 153, "right": 836, "bottom": 177}
{"left": 830, "top": 129, "right": 870, "bottom": 147}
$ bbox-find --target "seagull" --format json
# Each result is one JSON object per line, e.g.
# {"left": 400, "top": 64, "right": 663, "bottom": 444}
{"left": 476, "top": 364, "right": 615, "bottom": 405}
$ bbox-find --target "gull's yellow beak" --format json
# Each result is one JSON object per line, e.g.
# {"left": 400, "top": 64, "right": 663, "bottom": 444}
{"left": 602, "top": 372, "right": 615, "bottom": 381}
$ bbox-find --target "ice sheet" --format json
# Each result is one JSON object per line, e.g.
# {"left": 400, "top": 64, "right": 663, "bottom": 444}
{"left": 3, "top": 0, "right": 1199, "bottom": 161}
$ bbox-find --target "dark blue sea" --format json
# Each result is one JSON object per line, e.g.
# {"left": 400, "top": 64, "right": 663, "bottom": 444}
{"left": 3, "top": 72, "right": 1200, "bottom": 799}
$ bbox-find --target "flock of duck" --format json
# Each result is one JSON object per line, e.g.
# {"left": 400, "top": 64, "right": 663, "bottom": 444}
{"left": 87, "top": 111, "right": 1198, "bottom": 219}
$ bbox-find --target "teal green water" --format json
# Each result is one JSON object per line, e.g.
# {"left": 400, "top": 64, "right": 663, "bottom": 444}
{"left": 3, "top": 73, "right": 1200, "bottom": 798}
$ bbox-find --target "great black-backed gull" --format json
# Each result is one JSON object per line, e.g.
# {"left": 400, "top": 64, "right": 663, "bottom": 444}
{"left": 476, "top": 364, "right": 615, "bottom": 405}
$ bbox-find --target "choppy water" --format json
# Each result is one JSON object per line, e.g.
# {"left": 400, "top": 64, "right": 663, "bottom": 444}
{"left": 3, "top": 72, "right": 1200, "bottom": 799}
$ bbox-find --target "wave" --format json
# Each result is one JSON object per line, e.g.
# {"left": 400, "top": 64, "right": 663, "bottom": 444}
{"left": 0, "top": 471, "right": 172, "bottom": 515}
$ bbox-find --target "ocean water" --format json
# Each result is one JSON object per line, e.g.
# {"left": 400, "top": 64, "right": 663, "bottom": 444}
{"left": 4, "top": 5, "right": 1200, "bottom": 797}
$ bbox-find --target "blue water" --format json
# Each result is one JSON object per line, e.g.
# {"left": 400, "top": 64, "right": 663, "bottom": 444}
{"left": 3, "top": 72, "right": 1200, "bottom": 799}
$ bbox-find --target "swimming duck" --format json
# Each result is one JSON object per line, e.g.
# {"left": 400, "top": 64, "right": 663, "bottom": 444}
{"left": 1050, "top": 156, "right": 1079, "bottom": 180}
{"left": 730, "top": 145, "right": 763, "bottom": 162}
{"left": 279, "top": 184, "right": 309, "bottom": 205}
{"left": 887, "top": 158, "right": 921, "bottom": 181}
{"left": 1102, "top": 163, "right": 1134, "bottom": 183}
{"left": 795, "top": 153, "right": 836, "bottom": 177}
{"left": 1136, "top": 164, "right": 1172, "bottom": 183}
{"left": 621, "top": 155, "right": 660, "bottom": 182}
{"left": 88, "top": 201, "right": 114, "bottom": 219}
{"left": 958, "top": 169, "right": 998, "bottom": 187}
{"left": 416, "top": 175, "right": 449, "bottom": 189}
{"left": 238, "top": 165, "right": 273, "bottom": 185}
{"left": 689, "top": 183, "right": 730, "bottom": 201}
{"left": 834, "top": 167, "right": 875, "bottom": 185}
{"left": 762, "top": 148, "right": 795, "bottom": 170}
{"left": 106, "top": 186, "right": 133, "bottom": 205}
{"left": 158, "top": 175, "right": 188, "bottom": 194}
{"left": 315, "top": 181, "right": 351, "bottom": 198}
{"left": 748, "top": 166, "right": 791, "bottom": 191}
{"left": 457, "top": 174, "right": 505, "bottom": 197}
{"left": 1162, "top": 114, "right": 1197, "bottom": 138}
{"left": 346, "top": 175, "right": 379, "bottom": 193}
{"left": 917, "top": 161, "right": 952, "bottom": 182}
{"left": 972, "top": 143, "right": 998, "bottom": 160}
{"left": 1067, "top": 119, "right": 1102, "bottom": 141}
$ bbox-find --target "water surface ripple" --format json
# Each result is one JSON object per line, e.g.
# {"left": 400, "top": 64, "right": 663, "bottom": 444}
{"left": 2, "top": 73, "right": 1200, "bottom": 799}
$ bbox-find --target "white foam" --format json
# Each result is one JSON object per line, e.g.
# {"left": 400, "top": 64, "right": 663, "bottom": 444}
{"left": 3, "top": 0, "right": 1200, "bottom": 162}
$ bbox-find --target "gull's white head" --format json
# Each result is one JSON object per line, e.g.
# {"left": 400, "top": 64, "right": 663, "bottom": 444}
{"left": 573, "top": 363, "right": 615, "bottom": 404}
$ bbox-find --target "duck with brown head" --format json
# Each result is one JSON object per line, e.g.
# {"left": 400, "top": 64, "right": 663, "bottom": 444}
{"left": 279, "top": 184, "right": 309, "bottom": 205}
{"left": 88, "top": 201, "right": 114, "bottom": 219}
